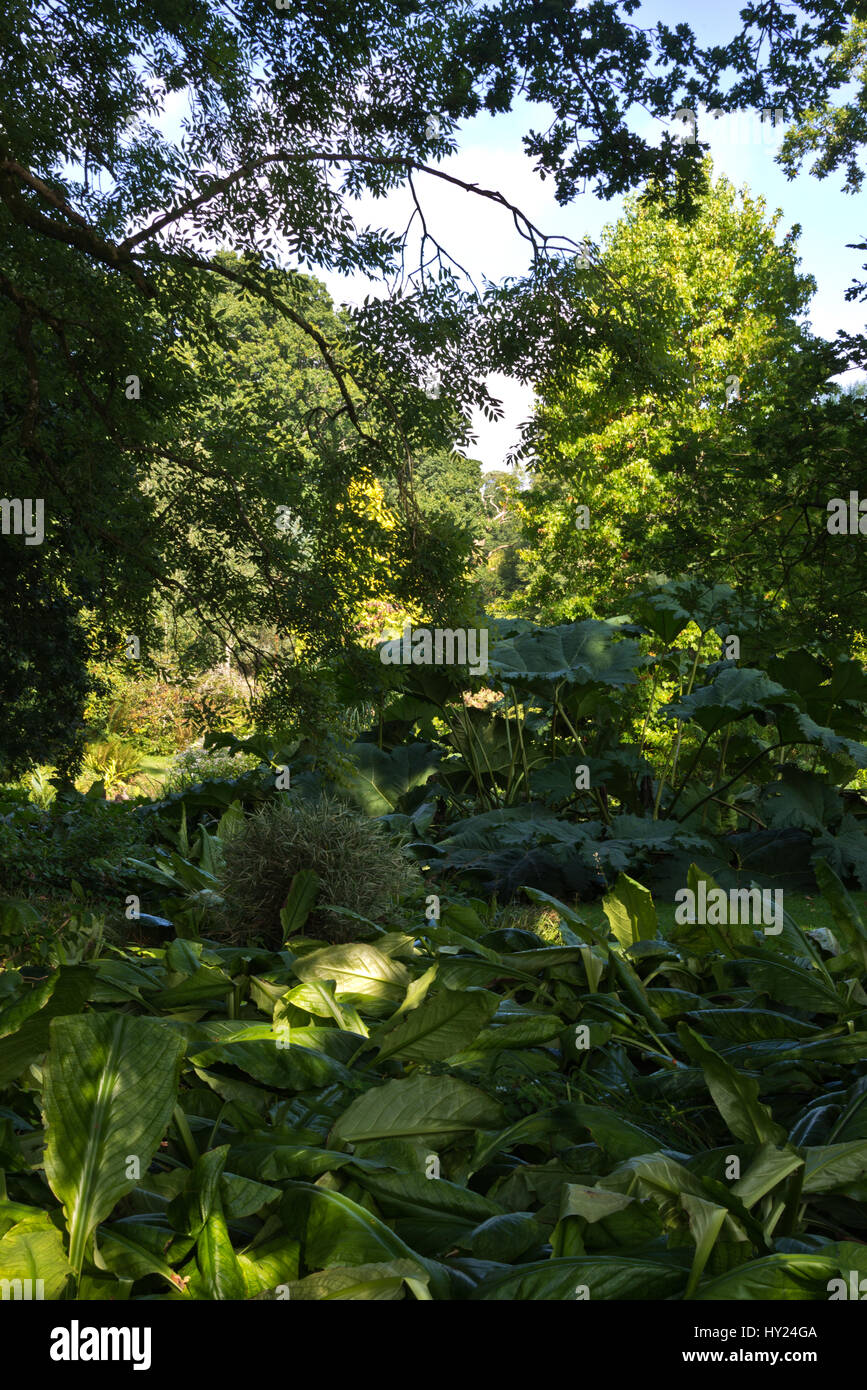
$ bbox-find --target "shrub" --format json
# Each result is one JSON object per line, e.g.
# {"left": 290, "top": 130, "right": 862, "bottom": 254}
{"left": 163, "top": 744, "right": 262, "bottom": 794}
{"left": 115, "top": 681, "right": 196, "bottom": 755}
{"left": 21, "top": 766, "right": 57, "bottom": 808}
{"left": 85, "top": 670, "right": 256, "bottom": 757}
{"left": 84, "top": 677, "right": 194, "bottom": 756}
{"left": 0, "top": 796, "right": 153, "bottom": 896}
{"left": 217, "top": 793, "right": 421, "bottom": 946}
{"left": 81, "top": 738, "right": 145, "bottom": 793}
{"left": 182, "top": 669, "right": 255, "bottom": 742}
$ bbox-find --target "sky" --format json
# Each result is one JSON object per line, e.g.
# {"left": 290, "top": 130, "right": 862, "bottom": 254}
{"left": 309, "top": 0, "right": 867, "bottom": 469}
{"left": 156, "top": 0, "right": 866, "bottom": 471}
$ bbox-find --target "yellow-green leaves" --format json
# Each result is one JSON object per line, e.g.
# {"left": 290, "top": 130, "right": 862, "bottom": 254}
{"left": 603, "top": 873, "right": 659, "bottom": 948}
{"left": 43, "top": 1014, "right": 185, "bottom": 1279}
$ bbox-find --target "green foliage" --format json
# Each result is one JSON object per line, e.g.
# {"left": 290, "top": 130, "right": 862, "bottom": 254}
{"left": 5, "top": 0, "right": 867, "bottom": 1309}
{"left": 20, "top": 766, "right": 57, "bottom": 810}
{"left": 0, "top": 544, "right": 93, "bottom": 780}
{"left": 81, "top": 738, "right": 145, "bottom": 794}
{"left": 383, "top": 449, "right": 486, "bottom": 541}
{"left": 163, "top": 746, "right": 261, "bottom": 796}
{"left": 357, "top": 586, "right": 867, "bottom": 901}
{"left": 516, "top": 170, "right": 867, "bottom": 646}
{"left": 475, "top": 470, "right": 526, "bottom": 614}
{"left": 778, "top": 18, "right": 867, "bottom": 195}
{"left": 43, "top": 1013, "right": 186, "bottom": 1279}
{"left": 2, "top": 0, "right": 854, "bottom": 775}
{"left": 0, "top": 865, "right": 865, "bottom": 1300}
{"left": 0, "top": 795, "right": 153, "bottom": 898}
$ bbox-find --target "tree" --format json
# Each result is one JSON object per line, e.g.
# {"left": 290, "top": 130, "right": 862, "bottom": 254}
{"left": 150, "top": 260, "right": 479, "bottom": 669}
{"left": 0, "top": 0, "right": 856, "bottom": 768}
{"left": 776, "top": 15, "right": 867, "bottom": 315}
{"left": 778, "top": 16, "right": 867, "bottom": 194}
{"left": 475, "top": 470, "right": 526, "bottom": 613}
{"left": 515, "top": 166, "right": 867, "bottom": 645}
{"left": 0, "top": 543, "right": 92, "bottom": 779}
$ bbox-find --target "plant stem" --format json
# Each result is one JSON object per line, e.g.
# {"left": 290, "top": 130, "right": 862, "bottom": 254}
{"left": 676, "top": 739, "right": 785, "bottom": 823}
{"left": 510, "top": 687, "right": 532, "bottom": 803}
{"left": 556, "top": 703, "right": 612, "bottom": 827}
{"left": 173, "top": 1104, "right": 199, "bottom": 1166}
{"left": 667, "top": 729, "right": 714, "bottom": 815}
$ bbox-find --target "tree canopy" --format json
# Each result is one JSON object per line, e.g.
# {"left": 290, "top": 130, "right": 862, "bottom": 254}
{"left": 514, "top": 167, "right": 867, "bottom": 647}
{"left": 1, "top": 0, "right": 864, "bottom": 769}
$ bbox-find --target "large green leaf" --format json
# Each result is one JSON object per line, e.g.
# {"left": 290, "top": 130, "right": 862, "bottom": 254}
{"left": 0, "top": 1214, "right": 72, "bottom": 1299}
{"left": 663, "top": 668, "right": 792, "bottom": 733}
{"left": 488, "top": 620, "right": 641, "bottom": 692}
{"left": 602, "top": 873, "right": 658, "bottom": 948}
{"left": 227, "top": 1137, "right": 387, "bottom": 1182}
{"left": 681, "top": 1193, "right": 729, "bottom": 1298}
{"left": 0, "top": 967, "right": 92, "bottom": 1087}
{"left": 263, "top": 1260, "right": 430, "bottom": 1300}
{"left": 469, "top": 1254, "right": 686, "bottom": 1300}
{"left": 237, "top": 1237, "right": 300, "bottom": 1296}
{"left": 353, "top": 1170, "right": 504, "bottom": 1226}
{"left": 458, "top": 1212, "right": 543, "bottom": 1263}
{"left": 828, "top": 1079, "right": 867, "bottom": 1143}
{"left": 774, "top": 709, "right": 867, "bottom": 767}
{"left": 187, "top": 1022, "right": 352, "bottom": 1090}
{"left": 339, "top": 741, "right": 441, "bottom": 815}
{"left": 677, "top": 1024, "right": 787, "bottom": 1146}
{"left": 370, "top": 988, "right": 499, "bottom": 1063}
{"left": 730, "top": 1144, "right": 804, "bottom": 1209}
{"left": 693, "top": 1252, "right": 852, "bottom": 1300}
{"left": 802, "top": 1140, "right": 867, "bottom": 1193}
{"left": 633, "top": 580, "right": 743, "bottom": 644}
{"left": 281, "top": 1185, "right": 448, "bottom": 1296}
{"left": 685, "top": 1008, "right": 817, "bottom": 1042}
{"left": 330, "top": 1074, "right": 505, "bottom": 1147}
{"left": 457, "top": 1014, "right": 564, "bottom": 1056}
{"left": 735, "top": 956, "right": 844, "bottom": 1015}
{"left": 193, "top": 1203, "right": 247, "bottom": 1300}
{"left": 96, "top": 1221, "right": 192, "bottom": 1294}
{"left": 759, "top": 767, "right": 842, "bottom": 833}
{"left": 43, "top": 1014, "right": 185, "bottom": 1278}
{"left": 279, "top": 870, "right": 320, "bottom": 941}
{"left": 566, "top": 1104, "right": 666, "bottom": 1161}
{"left": 351, "top": 1171, "right": 504, "bottom": 1255}
{"left": 292, "top": 942, "right": 409, "bottom": 1014}
{"left": 813, "top": 858, "right": 867, "bottom": 969}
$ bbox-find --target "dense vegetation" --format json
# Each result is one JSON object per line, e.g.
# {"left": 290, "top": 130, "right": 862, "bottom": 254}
{"left": 2, "top": 0, "right": 867, "bottom": 1305}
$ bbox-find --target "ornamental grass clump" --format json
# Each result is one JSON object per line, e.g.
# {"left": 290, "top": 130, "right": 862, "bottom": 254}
{"left": 217, "top": 793, "right": 420, "bottom": 946}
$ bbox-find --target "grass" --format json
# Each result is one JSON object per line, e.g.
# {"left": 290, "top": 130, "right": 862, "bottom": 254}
{"left": 216, "top": 793, "right": 423, "bottom": 946}
{"left": 137, "top": 754, "right": 174, "bottom": 782}
{"left": 127, "top": 754, "right": 174, "bottom": 797}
